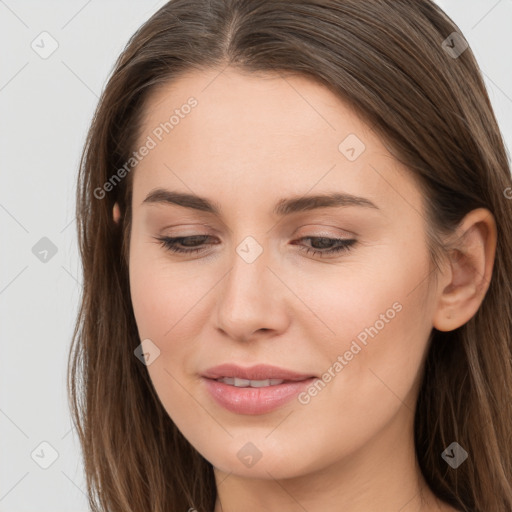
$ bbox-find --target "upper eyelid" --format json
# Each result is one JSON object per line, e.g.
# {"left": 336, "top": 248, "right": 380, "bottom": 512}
{"left": 158, "top": 233, "right": 355, "bottom": 243}
{"left": 158, "top": 223, "right": 356, "bottom": 237}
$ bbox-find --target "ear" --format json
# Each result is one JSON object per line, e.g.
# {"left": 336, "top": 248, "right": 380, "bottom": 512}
{"left": 113, "top": 202, "right": 121, "bottom": 224}
{"left": 432, "top": 208, "right": 497, "bottom": 332}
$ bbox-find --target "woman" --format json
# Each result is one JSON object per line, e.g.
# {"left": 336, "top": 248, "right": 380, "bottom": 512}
{"left": 68, "top": 1, "right": 512, "bottom": 510}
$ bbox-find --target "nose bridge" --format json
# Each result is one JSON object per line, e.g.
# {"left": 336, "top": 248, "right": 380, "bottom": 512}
{"left": 223, "top": 234, "right": 270, "bottom": 308}
{"left": 214, "top": 233, "right": 287, "bottom": 339}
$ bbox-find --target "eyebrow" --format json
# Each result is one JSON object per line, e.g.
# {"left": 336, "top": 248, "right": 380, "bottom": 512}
{"left": 142, "top": 188, "right": 379, "bottom": 215}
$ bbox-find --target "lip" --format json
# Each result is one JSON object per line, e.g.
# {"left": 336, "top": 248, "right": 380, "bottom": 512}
{"left": 201, "top": 363, "right": 315, "bottom": 382}
{"left": 201, "top": 363, "right": 317, "bottom": 415}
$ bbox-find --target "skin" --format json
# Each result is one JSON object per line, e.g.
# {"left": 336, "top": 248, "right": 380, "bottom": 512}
{"left": 113, "top": 67, "right": 496, "bottom": 512}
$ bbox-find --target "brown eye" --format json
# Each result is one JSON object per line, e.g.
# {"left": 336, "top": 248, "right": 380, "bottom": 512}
{"left": 156, "top": 235, "right": 214, "bottom": 254}
{"left": 294, "top": 237, "right": 356, "bottom": 257}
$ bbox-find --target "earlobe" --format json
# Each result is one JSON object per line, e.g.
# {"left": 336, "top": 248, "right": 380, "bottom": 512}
{"left": 113, "top": 202, "right": 121, "bottom": 224}
{"left": 432, "top": 208, "right": 497, "bottom": 332}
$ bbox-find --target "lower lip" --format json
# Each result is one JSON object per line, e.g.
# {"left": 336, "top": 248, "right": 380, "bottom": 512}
{"left": 202, "top": 377, "right": 316, "bottom": 415}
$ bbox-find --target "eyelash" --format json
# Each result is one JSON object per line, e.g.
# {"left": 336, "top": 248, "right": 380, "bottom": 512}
{"left": 155, "top": 235, "right": 356, "bottom": 258}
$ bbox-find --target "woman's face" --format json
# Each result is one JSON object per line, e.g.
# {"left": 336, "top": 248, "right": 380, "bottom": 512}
{"left": 127, "top": 67, "right": 443, "bottom": 479}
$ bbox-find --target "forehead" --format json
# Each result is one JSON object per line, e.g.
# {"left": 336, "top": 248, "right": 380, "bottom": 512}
{"left": 138, "top": 67, "right": 366, "bottom": 153}
{"left": 131, "top": 67, "right": 422, "bottom": 221}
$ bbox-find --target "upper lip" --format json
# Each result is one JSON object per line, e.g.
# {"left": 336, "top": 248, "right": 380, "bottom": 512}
{"left": 202, "top": 363, "right": 315, "bottom": 382}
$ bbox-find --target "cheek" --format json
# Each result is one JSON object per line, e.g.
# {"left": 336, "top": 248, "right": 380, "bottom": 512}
{"left": 128, "top": 242, "right": 215, "bottom": 434}
{"left": 128, "top": 234, "right": 222, "bottom": 375}
{"left": 303, "top": 239, "right": 435, "bottom": 412}
{"left": 128, "top": 236, "right": 210, "bottom": 340}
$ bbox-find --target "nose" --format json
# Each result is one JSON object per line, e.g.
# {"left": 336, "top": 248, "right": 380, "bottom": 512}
{"left": 214, "top": 239, "right": 290, "bottom": 342}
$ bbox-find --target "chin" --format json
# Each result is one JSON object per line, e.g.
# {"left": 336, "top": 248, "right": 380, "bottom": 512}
{"left": 207, "top": 441, "right": 315, "bottom": 480}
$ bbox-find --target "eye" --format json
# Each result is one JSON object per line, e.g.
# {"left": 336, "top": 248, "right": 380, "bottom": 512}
{"left": 155, "top": 235, "right": 356, "bottom": 257}
{"left": 294, "top": 236, "right": 356, "bottom": 257}
{"left": 156, "top": 235, "right": 215, "bottom": 254}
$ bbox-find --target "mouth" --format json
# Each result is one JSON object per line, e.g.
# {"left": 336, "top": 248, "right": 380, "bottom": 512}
{"left": 213, "top": 377, "right": 291, "bottom": 387}
{"left": 201, "top": 364, "right": 317, "bottom": 415}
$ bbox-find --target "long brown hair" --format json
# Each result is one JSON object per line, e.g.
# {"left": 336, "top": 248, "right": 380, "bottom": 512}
{"left": 68, "top": 1, "right": 512, "bottom": 510}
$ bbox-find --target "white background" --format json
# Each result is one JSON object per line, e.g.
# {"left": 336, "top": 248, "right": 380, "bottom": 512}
{"left": 1, "top": 1, "right": 511, "bottom": 510}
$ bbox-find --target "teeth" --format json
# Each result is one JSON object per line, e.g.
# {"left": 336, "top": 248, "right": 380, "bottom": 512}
{"left": 217, "top": 377, "right": 286, "bottom": 387}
